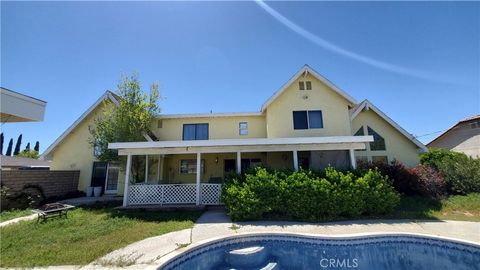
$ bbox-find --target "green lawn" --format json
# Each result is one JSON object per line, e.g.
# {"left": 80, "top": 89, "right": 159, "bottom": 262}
{"left": 0, "top": 208, "right": 33, "bottom": 222}
{"left": 388, "top": 193, "right": 480, "bottom": 222}
{"left": 0, "top": 203, "right": 202, "bottom": 268}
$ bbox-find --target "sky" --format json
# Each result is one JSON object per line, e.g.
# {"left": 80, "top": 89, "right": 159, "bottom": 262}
{"left": 1, "top": 1, "right": 479, "bottom": 154}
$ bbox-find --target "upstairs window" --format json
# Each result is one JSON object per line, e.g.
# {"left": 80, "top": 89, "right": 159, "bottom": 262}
{"left": 354, "top": 127, "right": 366, "bottom": 151}
{"left": 299, "top": 81, "right": 305, "bottom": 90}
{"left": 367, "top": 126, "right": 386, "bottom": 151}
{"left": 239, "top": 122, "right": 248, "bottom": 135}
{"left": 183, "top": 123, "right": 209, "bottom": 140}
{"left": 298, "top": 81, "right": 312, "bottom": 90}
{"left": 305, "top": 81, "right": 312, "bottom": 90}
{"left": 293, "top": 110, "right": 323, "bottom": 130}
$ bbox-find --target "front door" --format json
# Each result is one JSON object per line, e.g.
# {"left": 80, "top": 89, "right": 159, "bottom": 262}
{"left": 105, "top": 162, "right": 119, "bottom": 194}
{"left": 91, "top": 162, "right": 107, "bottom": 193}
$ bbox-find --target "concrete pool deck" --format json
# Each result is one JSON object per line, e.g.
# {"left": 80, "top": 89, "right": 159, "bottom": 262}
{"left": 84, "top": 210, "right": 480, "bottom": 269}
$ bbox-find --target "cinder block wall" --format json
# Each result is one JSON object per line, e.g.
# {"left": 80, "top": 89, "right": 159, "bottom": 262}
{"left": 0, "top": 170, "right": 80, "bottom": 198}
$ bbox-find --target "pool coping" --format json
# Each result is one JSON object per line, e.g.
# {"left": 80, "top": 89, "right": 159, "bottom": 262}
{"left": 150, "top": 231, "right": 480, "bottom": 270}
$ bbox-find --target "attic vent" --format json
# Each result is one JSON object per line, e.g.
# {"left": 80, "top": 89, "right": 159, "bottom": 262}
{"left": 157, "top": 120, "right": 163, "bottom": 128}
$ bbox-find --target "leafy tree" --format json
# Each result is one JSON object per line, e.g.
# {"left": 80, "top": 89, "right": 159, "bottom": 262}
{"left": 5, "top": 139, "right": 13, "bottom": 156}
{"left": 25, "top": 142, "right": 31, "bottom": 151}
{"left": 34, "top": 141, "right": 40, "bottom": 152}
{"left": 17, "top": 149, "right": 39, "bottom": 159}
{"left": 13, "top": 134, "right": 22, "bottom": 156}
{"left": 0, "top": 133, "right": 4, "bottom": 155}
{"left": 90, "top": 73, "right": 160, "bottom": 182}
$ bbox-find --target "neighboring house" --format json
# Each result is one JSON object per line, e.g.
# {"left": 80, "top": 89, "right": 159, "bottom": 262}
{"left": 41, "top": 65, "right": 426, "bottom": 207}
{"left": 0, "top": 155, "right": 51, "bottom": 170}
{"left": 0, "top": 87, "right": 47, "bottom": 123}
{"left": 427, "top": 115, "right": 480, "bottom": 158}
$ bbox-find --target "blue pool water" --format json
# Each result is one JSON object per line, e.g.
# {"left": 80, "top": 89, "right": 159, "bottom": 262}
{"left": 160, "top": 234, "right": 480, "bottom": 270}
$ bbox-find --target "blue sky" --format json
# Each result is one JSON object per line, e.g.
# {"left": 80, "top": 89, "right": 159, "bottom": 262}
{"left": 1, "top": 1, "right": 479, "bottom": 154}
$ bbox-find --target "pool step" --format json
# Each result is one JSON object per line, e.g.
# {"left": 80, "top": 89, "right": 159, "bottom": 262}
{"left": 260, "top": 262, "right": 278, "bottom": 270}
{"left": 226, "top": 246, "right": 268, "bottom": 268}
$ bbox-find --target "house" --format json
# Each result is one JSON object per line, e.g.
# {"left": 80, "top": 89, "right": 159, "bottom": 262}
{"left": 427, "top": 115, "right": 480, "bottom": 158}
{"left": 41, "top": 65, "right": 426, "bottom": 207}
{"left": 0, "top": 155, "right": 51, "bottom": 170}
{"left": 0, "top": 87, "right": 47, "bottom": 123}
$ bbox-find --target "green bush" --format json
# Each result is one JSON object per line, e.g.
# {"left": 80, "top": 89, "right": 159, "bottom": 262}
{"left": 420, "top": 149, "right": 480, "bottom": 194}
{"left": 222, "top": 167, "right": 400, "bottom": 221}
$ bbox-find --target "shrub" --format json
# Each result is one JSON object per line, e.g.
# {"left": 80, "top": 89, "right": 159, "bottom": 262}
{"left": 222, "top": 167, "right": 400, "bottom": 221}
{"left": 408, "top": 164, "right": 447, "bottom": 200}
{"left": 420, "top": 149, "right": 480, "bottom": 194}
{"left": 357, "top": 159, "right": 415, "bottom": 196}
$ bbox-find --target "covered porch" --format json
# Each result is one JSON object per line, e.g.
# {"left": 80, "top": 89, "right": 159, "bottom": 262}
{"left": 108, "top": 136, "right": 373, "bottom": 207}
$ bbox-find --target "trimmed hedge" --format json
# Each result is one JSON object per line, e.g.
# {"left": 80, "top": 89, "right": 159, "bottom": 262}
{"left": 222, "top": 167, "right": 400, "bottom": 221}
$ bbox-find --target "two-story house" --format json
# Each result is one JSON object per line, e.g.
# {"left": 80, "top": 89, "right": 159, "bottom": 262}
{"left": 41, "top": 65, "right": 426, "bottom": 207}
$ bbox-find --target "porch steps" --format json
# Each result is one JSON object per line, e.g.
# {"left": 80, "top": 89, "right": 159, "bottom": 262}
{"left": 226, "top": 246, "right": 269, "bottom": 269}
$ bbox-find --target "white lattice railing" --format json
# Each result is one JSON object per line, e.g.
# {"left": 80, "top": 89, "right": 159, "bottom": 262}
{"left": 128, "top": 183, "right": 222, "bottom": 206}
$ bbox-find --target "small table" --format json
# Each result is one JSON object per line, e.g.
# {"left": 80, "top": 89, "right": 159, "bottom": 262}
{"left": 32, "top": 203, "right": 75, "bottom": 222}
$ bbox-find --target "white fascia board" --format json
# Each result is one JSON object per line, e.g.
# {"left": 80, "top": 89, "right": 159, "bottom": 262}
{"left": 261, "top": 65, "right": 357, "bottom": 112}
{"left": 109, "top": 136, "right": 374, "bottom": 150}
{"left": 350, "top": 99, "right": 428, "bottom": 152}
{"left": 158, "top": 112, "right": 263, "bottom": 119}
{"left": 40, "top": 91, "right": 119, "bottom": 160}
{"left": 0, "top": 87, "right": 46, "bottom": 106}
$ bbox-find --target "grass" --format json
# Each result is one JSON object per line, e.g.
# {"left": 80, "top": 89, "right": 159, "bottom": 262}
{"left": 388, "top": 193, "right": 480, "bottom": 221}
{"left": 0, "top": 203, "right": 202, "bottom": 268}
{"left": 0, "top": 208, "right": 33, "bottom": 222}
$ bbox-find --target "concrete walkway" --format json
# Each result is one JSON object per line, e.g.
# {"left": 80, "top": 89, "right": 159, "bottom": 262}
{"left": 0, "top": 213, "right": 37, "bottom": 227}
{"left": 86, "top": 210, "right": 479, "bottom": 269}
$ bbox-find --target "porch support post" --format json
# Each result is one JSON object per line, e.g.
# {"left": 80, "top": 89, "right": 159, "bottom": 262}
{"left": 349, "top": 149, "right": 357, "bottom": 169}
{"left": 236, "top": 151, "right": 241, "bottom": 174}
{"left": 145, "top": 155, "right": 148, "bottom": 183}
{"left": 196, "top": 152, "right": 201, "bottom": 205}
{"left": 123, "top": 154, "right": 132, "bottom": 207}
{"left": 293, "top": 150, "right": 299, "bottom": 171}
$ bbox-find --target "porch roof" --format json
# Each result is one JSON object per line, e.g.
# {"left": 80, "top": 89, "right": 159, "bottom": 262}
{"left": 109, "top": 136, "right": 374, "bottom": 155}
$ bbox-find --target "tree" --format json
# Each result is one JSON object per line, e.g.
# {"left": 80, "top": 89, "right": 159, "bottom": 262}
{"left": 34, "top": 141, "right": 40, "bottom": 152}
{"left": 13, "top": 134, "right": 22, "bottom": 156}
{"left": 18, "top": 149, "right": 39, "bottom": 159}
{"left": 25, "top": 142, "right": 31, "bottom": 151}
{"left": 0, "top": 133, "right": 3, "bottom": 155}
{"left": 5, "top": 139, "right": 13, "bottom": 156}
{"left": 90, "top": 74, "right": 160, "bottom": 182}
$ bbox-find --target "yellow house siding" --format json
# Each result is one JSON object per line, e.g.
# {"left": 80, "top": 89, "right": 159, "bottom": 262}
{"left": 151, "top": 115, "right": 267, "bottom": 141}
{"left": 265, "top": 73, "right": 352, "bottom": 138}
{"left": 352, "top": 109, "right": 420, "bottom": 167}
{"left": 50, "top": 103, "right": 112, "bottom": 192}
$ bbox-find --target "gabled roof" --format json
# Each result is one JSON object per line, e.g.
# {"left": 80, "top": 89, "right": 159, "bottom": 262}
{"left": 1, "top": 155, "right": 51, "bottom": 168}
{"left": 350, "top": 99, "right": 428, "bottom": 152}
{"left": 261, "top": 65, "right": 357, "bottom": 112}
{"left": 427, "top": 114, "right": 480, "bottom": 147}
{"left": 40, "top": 91, "right": 119, "bottom": 160}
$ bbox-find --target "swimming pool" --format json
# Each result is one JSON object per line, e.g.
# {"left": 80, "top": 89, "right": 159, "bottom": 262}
{"left": 159, "top": 233, "right": 480, "bottom": 270}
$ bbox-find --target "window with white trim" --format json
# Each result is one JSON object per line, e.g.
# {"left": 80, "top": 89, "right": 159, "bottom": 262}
{"left": 299, "top": 81, "right": 305, "bottom": 90}
{"left": 293, "top": 110, "right": 323, "bottom": 129}
{"left": 179, "top": 159, "right": 205, "bottom": 174}
{"left": 239, "top": 122, "right": 248, "bottom": 135}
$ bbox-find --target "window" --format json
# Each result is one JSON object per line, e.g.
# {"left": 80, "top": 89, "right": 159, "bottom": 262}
{"left": 372, "top": 156, "right": 388, "bottom": 164}
{"left": 180, "top": 159, "right": 205, "bottom": 174}
{"left": 299, "top": 81, "right": 305, "bottom": 90}
{"left": 305, "top": 81, "right": 312, "bottom": 90}
{"left": 183, "top": 123, "right": 209, "bottom": 140}
{"left": 354, "top": 127, "right": 366, "bottom": 151}
{"left": 239, "top": 122, "right": 248, "bottom": 135}
{"left": 293, "top": 110, "right": 323, "bottom": 129}
{"left": 367, "top": 126, "right": 386, "bottom": 151}
{"left": 157, "top": 120, "right": 163, "bottom": 128}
